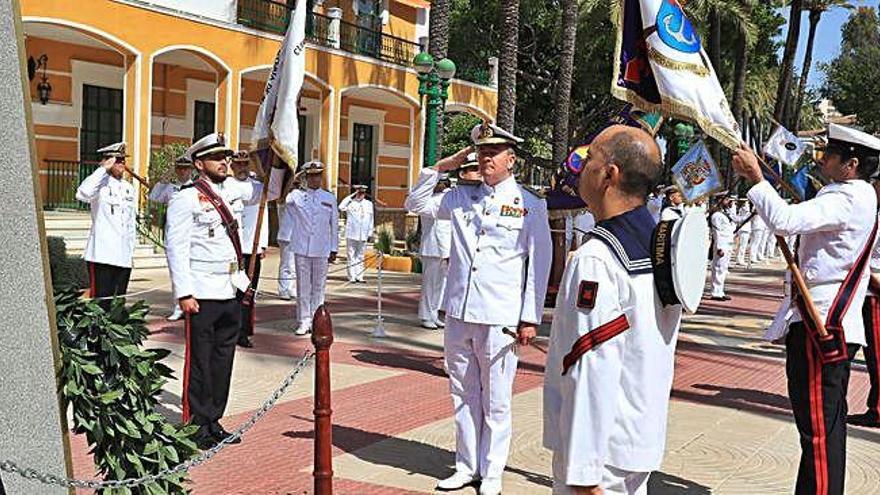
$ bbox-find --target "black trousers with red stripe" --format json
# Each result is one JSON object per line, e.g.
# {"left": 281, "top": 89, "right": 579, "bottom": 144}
{"left": 183, "top": 299, "right": 241, "bottom": 426}
{"left": 89, "top": 262, "right": 131, "bottom": 307}
{"left": 236, "top": 254, "right": 262, "bottom": 338}
{"left": 786, "top": 323, "right": 859, "bottom": 495}
{"left": 861, "top": 294, "right": 880, "bottom": 418}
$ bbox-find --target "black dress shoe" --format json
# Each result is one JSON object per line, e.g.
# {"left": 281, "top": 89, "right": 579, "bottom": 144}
{"left": 722, "top": 295, "right": 732, "bottom": 301}
{"left": 237, "top": 336, "right": 254, "bottom": 348}
{"left": 848, "top": 412, "right": 880, "bottom": 427}
{"left": 193, "top": 425, "right": 216, "bottom": 450}
{"left": 710, "top": 296, "right": 726, "bottom": 301}
{"left": 210, "top": 423, "right": 242, "bottom": 444}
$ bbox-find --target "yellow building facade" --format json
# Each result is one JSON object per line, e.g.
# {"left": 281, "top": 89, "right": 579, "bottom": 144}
{"left": 22, "top": 0, "right": 497, "bottom": 211}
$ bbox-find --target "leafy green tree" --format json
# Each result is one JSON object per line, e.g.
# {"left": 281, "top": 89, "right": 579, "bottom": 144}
{"left": 823, "top": 6, "right": 880, "bottom": 132}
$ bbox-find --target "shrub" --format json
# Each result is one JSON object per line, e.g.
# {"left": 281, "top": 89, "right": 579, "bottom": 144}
{"left": 149, "top": 143, "right": 190, "bottom": 185}
{"left": 374, "top": 228, "right": 394, "bottom": 255}
{"left": 56, "top": 291, "right": 198, "bottom": 494}
{"left": 47, "top": 236, "right": 89, "bottom": 293}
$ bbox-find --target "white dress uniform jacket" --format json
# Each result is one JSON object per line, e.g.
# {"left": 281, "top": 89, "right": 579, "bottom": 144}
{"left": 405, "top": 168, "right": 552, "bottom": 326}
{"left": 416, "top": 191, "right": 453, "bottom": 258}
{"left": 236, "top": 176, "right": 269, "bottom": 255}
{"left": 76, "top": 167, "right": 137, "bottom": 268}
{"left": 338, "top": 195, "right": 374, "bottom": 241}
{"left": 284, "top": 188, "right": 340, "bottom": 257}
{"left": 276, "top": 202, "right": 295, "bottom": 244}
{"left": 543, "top": 206, "right": 682, "bottom": 487}
{"left": 659, "top": 205, "right": 684, "bottom": 222}
{"left": 149, "top": 182, "right": 180, "bottom": 205}
{"left": 165, "top": 170, "right": 283, "bottom": 301}
{"left": 710, "top": 209, "right": 737, "bottom": 252}
{"left": 749, "top": 180, "right": 878, "bottom": 345}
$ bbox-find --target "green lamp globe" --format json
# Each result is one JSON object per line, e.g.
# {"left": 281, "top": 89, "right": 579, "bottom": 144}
{"left": 413, "top": 52, "right": 434, "bottom": 75}
{"left": 436, "top": 58, "right": 457, "bottom": 80}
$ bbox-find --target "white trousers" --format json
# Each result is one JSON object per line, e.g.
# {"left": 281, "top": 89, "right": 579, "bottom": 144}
{"left": 711, "top": 248, "right": 730, "bottom": 297}
{"left": 749, "top": 230, "right": 767, "bottom": 262}
{"left": 735, "top": 232, "right": 750, "bottom": 265}
{"left": 444, "top": 317, "right": 518, "bottom": 480}
{"left": 294, "top": 254, "right": 328, "bottom": 327}
{"left": 418, "top": 256, "right": 447, "bottom": 322}
{"left": 551, "top": 455, "right": 649, "bottom": 495}
{"left": 277, "top": 240, "right": 297, "bottom": 296}
{"left": 763, "top": 233, "right": 777, "bottom": 259}
{"left": 346, "top": 239, "right": 366, "bottom": 282}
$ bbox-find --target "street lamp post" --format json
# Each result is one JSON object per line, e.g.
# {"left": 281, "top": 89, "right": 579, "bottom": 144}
{"left": 413, "top": 52, "right": 456, "bottom": 167}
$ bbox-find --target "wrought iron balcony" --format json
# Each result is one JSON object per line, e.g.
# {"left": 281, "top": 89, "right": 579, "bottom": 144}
{"left": 238, "top": 0, "right": 421, "bottom": 68}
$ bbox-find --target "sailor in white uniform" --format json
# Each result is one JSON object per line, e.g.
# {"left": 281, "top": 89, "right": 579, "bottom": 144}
{"left": 564, "top": 209, "right": 596, "bottom": 253}
{"left": 709, "top": 193, "right": 737, "bottom": 300}
{"left": 76, "top": 142, "right": 137, "bottom": 303}
{"left": 275, "top": 175, "right": 301, "bottom": 300}
{"left": 338, "top": 184, "right": 374, "bottom": 283}
{"left": 646, "top": 185, "right": 664, "bottom": 223}
{"left": 405, "top": 123, "right": 551, "bottom": 495}
{"left": 406, "top": 173, "right": 453, "bottom": 329}
{"left": 659, "top": 185, "right": 685, "bottom": 221}
{"left": 733, "top": 123, "right": 880, "bottom": 495}
{"left": 734, "top": 199, "right": 753, "bottom": 266}
{"left": 230, "top": 151, "right": 270, "bottom": 348}
{"left": 282, "top": 161, "right": 339, "bottom": 335}
{"left": 165, "top": 133, "right": 284, "bottom": 449}
{"left": 749, "top": 211, "right": 768, "bottom": 264}
{"left": 543, "top": 125, "right": 682, "bottom": 495}
{"left": 149, "top": 155, "right": 193, "bottom": 320}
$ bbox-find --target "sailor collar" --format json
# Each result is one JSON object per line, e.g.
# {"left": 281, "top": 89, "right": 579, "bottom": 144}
{"left": 480, "top": 175, "right": 518, "bottom": 196}
{"left": 589, "top": 205, "right": 655, "bottom": 274}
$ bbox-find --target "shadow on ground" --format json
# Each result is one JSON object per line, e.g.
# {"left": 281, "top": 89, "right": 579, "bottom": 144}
{"left": 649, "top": 471, "right": 711, "bottom": 494}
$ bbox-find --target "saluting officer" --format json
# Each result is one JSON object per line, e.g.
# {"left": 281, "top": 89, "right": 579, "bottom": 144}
{"left": 338, "top": 184, "right": 374, "bottom": 283}
{"left": 165, "top": 133, "right": 284, "bottom": 449}
{"left": 406, "top": 172, "right": 453, "bottom": 329}
{"left": 275, "top": 175, "right": 301, "bottom": 300}
{"left": 282, "top": 161, "right": 339, "bottom": 336}
{"left": 230, "top": 151, "right": 269, "bottom": 348}
{"left": 406, "top": 123, "right": 552, "bottom": 495}
{"left": 76, "top": 142, "right": 136, "bottom": 302}
{"left": 149, "top": 155, "right": 194, "bottom": 321}
{"left": 733, "top": 123, "right": 880, "bottom": 495}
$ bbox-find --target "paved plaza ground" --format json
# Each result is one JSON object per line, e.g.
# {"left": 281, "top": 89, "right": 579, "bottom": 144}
{"left": 63, "top": 249, "right": 880, "bottom": 494}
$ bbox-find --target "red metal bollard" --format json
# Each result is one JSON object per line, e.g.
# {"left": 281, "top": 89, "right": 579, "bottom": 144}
{"left": 311, "top": 305, "right": 334, "bottom": 494}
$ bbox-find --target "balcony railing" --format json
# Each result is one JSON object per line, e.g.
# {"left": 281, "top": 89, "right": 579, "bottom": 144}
{"left": 43, "top": 160, "right": 100, "bottom": 210}
{"left": 238, "top": 0, "right": 421, "bottom": 68}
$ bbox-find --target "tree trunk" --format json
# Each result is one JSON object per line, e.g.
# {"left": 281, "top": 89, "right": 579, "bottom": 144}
{"left": 551, "top": 0, "right": 579, "bottom": 165}
{"left": 428, "top": 0, "right": 450, "bottom": 154}
{"left": 708, "top": 10, "right": 722, "bottom": 77}
{"left": 496, "top": 0, "right": 520, "bottom": 132}
{"left": 774, "top": 0, "right": 803, "bottom": 125}
{"left": 731, "top": 27, "right": 748, "bottom": 132}
{"left": 795, "top": 10, "right": 821, "bottom": 131}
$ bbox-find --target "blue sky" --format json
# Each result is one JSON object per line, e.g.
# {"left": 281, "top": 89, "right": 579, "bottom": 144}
{"left": 782, "top": 1, "right": 877, "bottom": 89}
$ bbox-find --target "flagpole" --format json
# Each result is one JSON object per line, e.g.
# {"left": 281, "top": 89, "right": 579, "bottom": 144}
{"left": 735, "top": 143, "right": 827, "bottom": 338}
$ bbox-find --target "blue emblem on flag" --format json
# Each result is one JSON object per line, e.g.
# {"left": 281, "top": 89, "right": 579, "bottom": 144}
{"left": 656, "top": 0, "right": 701, "bottom": 54}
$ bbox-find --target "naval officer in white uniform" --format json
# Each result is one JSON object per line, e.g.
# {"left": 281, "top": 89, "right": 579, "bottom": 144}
{"left": 406, "top": 173, "right": 453, "bottom": 329}
{"left": 709, "top": 194, "right": 737, "bottom": 301}
{"left": 734, "top": 199, "right": 753, "bottom": 266}
{"left": 275, "top": 175, "right": 301, "bottom": 300}
{"left": 149, "top": 155, "right": 194, "bottom": 320}
{"left": 282, "top": 161, "right": 339, "bottom": 335}
{"left": 543, "top": 125, "right": 683, "bottom": 495}
{"left": 165, "top": 133, "right": 285, "bottom": 449}
{"left": 338, "top": 184, "right": 374, "bottom": 283}
{"left": 76, "top": 142, "right": 137, "bottom": 302}
{"left": 406, "top": 123, "right": 551, "bottom": 495}
{"left": 733, "top": 123, "right": 880, "bottom": 495}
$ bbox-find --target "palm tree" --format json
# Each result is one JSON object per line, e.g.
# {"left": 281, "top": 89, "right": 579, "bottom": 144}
{"left": 794, "top": 0, "right": 854, "bottom": 130}
{"left": 775, "top": 0, "right": 804, "bottom": 126}
{"left": 496, "top": 0, "right": 520, "bottom": 131}
{"left": 551, "top": 0, "right": 582, "bottom": 165}
{"left": 427, "top": 0, "right": 450, "bottom": 152}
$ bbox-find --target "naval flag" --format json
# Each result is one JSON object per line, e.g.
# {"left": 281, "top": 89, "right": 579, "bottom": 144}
{"left": 671, "top": 140, "right": 724, "bottom": 202}
{"left": 763, "top": 125, "right": 807, "bottom": 167}
{"left": 251, "top": 0, "right": 307, "bottom": 173}
{"left": 611, "top": 0, "right": 741, "bottom": 149}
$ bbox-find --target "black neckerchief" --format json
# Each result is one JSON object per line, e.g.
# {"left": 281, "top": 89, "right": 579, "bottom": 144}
{"left": 588, "top": 205, "right": 655, "bottom": 274}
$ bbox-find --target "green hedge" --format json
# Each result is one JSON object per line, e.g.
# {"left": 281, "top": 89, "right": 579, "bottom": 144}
{"left": 47, "top": 236, "right": 89, "bottom": 293}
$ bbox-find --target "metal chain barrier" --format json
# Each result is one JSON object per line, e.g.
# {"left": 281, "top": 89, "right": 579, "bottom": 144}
{"left": 0, "top": 350, "right": 315, "bottom": 490}
{"left": 261, "top": 252, "right": 380, "bottom": 282}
